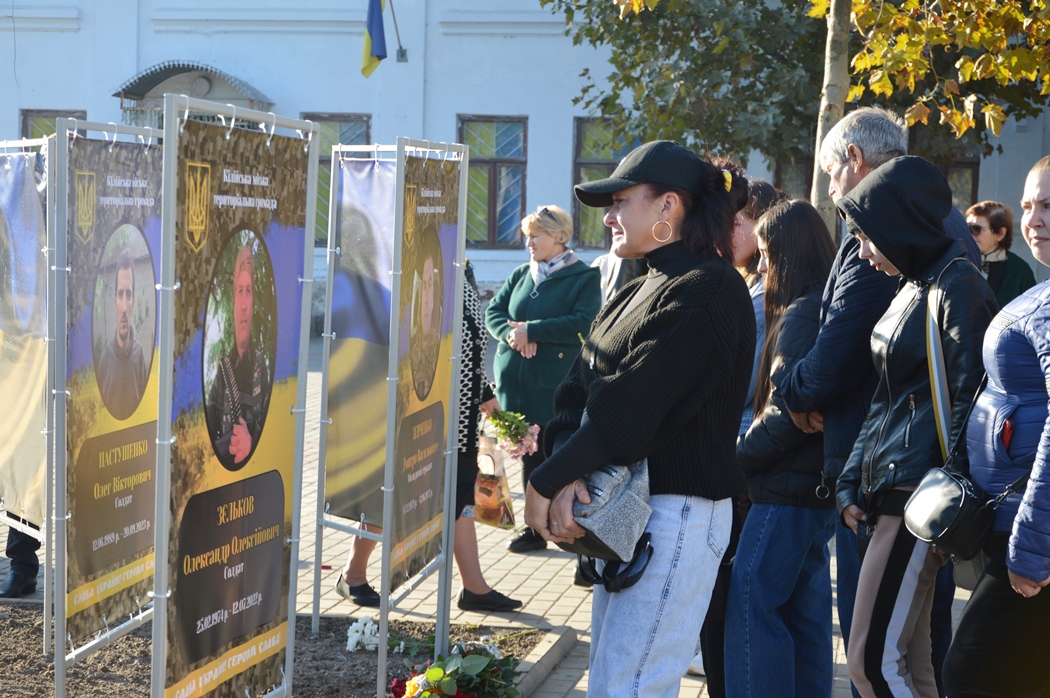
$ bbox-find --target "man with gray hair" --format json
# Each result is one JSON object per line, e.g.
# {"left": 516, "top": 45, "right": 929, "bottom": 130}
{"left": 778, "top": 106, "right": 975, "bottom": 698}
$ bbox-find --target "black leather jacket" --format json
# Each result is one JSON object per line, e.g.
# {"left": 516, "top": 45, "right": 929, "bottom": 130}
{"left": 738, "top": 286, "right": 832, "bottom": 508}
{"left": 836, "top": 248, "right": 997, "bottom": 514}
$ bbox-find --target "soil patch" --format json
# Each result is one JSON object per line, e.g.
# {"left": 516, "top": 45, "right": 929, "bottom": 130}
{"left": 0, "top": 605, "right": 543, "bottom": 697}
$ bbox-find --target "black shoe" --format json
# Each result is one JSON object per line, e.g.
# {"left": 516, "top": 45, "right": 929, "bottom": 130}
{"left": 458, "top": 588, "right": 522, "bottom": 612}
{"left": 573, "top": 564, "right": 594, "bottom": 589}
{"left": 334, "top": 576, "right": 380, "bottom": 607}
{"left": 0, "top": 571, "right": 37, "bottom": 599}
{"left": 507, "top": 527, "right": 547, "bottom": 554}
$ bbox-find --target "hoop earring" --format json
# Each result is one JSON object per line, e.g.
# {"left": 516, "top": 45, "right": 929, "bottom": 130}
{"left": 652, "top": 220, "right": 673, "bottom": 243}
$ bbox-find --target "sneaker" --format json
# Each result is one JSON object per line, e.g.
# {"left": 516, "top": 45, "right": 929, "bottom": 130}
{"left": 334, "top": 576, "right": 380, "bottom": 607}
{"left": 457, "top": 588, "right": 523, "bottom": 612}
{"left": 507, "top": 527, "right": 547, "bottom": 553}
{"left": 687, "top": 650, "right": 705, "bottom": 676}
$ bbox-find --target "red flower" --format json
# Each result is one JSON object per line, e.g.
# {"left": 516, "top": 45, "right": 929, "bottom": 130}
{"left": 390, "top": 678, "right": 407, "bottom": 698}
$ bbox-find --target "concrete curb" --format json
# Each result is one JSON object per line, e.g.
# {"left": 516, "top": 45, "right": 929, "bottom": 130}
{"left": 514, "top": 626, "right": 578, "bottom": 697}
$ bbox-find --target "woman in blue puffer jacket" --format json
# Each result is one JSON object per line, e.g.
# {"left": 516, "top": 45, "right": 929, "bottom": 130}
{"left": 944, "top": 155, "right": 1050, "bottom": 698}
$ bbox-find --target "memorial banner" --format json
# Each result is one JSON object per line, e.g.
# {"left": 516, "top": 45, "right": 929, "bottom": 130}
{"left": 65, "top": 139, "right": 161, "bottom": 642}
{"left": 389, "top": 154, "right": 461, "bottom": 590}
{"left": 164, "top": 120, "right": 306, "bottom": 697}
{"left": 0, "top": 152, "right": 47, "bottom": 529}
{"left": 324, "top": 158, "right": 395, "bottom": 524}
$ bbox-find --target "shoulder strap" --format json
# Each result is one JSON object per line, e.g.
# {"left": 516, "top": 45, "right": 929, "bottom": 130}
{"left": 927, "top": 259, "right": 987, "bottom": 468}
{"left": 926, "top": 263, "right": 956, "bottom": 460}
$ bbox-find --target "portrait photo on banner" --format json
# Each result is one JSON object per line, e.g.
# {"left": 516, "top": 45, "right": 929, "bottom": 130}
{"left": 202, "top": 229, "right": 277, "bottom": 471}
{"left": 91, "top": 224, "right": 156, "bottom": 421}
{"left": 409, "top": 222, "right": 443, "bottom": 401}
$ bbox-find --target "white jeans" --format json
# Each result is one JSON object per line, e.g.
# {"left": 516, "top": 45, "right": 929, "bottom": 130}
{"left": 589, "top": 494, "right": 732, "bottom": 698}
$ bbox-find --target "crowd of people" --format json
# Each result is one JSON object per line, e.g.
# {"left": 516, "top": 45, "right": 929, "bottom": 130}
{"left": 1, "top": 93, "right": 1045, "bottom": 698}
{"left": 161, "top": 104, "right": 1050, "bottom": 698}
{"left": 506, "top": 105, "right": 1046, "bottom": 698}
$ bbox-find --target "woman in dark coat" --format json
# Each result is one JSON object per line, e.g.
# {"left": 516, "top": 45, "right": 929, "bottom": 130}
{"left": 965, "top": 199, "right": 1036, "bottom": 307}
{"left": 485, "top": 204, "right": 601, "bottom": 553}
{"left": 724, "top": 200, "right": 837, "bottom": 698}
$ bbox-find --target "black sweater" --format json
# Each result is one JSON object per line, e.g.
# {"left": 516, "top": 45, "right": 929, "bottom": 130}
{"left": 531, "top": 241, "right": 754, "bottom": 501}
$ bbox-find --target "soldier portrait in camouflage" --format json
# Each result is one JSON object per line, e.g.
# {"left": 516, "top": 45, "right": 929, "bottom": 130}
{"left": 205, "top": 242, "right": 272, "bottom": 470}
{"left": 409, "top": 224, "right": 443, "bottom": 401}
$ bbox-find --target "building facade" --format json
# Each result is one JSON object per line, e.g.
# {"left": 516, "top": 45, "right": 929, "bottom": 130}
{"left": 4, "top": 0, "right": 1048, "bottom": 288}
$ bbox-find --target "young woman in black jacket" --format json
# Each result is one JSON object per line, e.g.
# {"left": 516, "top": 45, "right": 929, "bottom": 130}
{"left": 835, "top": 156, "right": 997, "bottom": 698}
{"left": 523, "top": 141, "right": 755, "bottom": 696}
{"left": 723, "top": 200, "right": 838, "bottom": 698}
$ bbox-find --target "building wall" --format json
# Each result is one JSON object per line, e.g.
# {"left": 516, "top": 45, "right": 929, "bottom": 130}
{"left": 3, "top": 1, "right": 1047, "bottom": 287}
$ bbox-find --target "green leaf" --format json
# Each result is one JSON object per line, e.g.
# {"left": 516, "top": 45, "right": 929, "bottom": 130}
{"left": 443, "top": 655, "right": 462, "bottom": 674}
{"left": 425, "top": 666, "right": 445, "bottom": 683}
{"left": 458, "top": 654, "right": 492, "bottom": 676}
{"left": 439, "top": 677, "right": 457, "bottom": 694}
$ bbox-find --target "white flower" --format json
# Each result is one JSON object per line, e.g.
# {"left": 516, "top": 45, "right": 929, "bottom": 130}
{"left": 346, "top": 616, "right": 382, "bottom": 652}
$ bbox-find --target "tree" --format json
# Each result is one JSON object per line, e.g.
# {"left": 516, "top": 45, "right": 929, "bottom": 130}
{"left": 811, "top": 0, "right": 852, "bottom": 231}
{"left": 830, "top": 0, "right": 1050, "bottom": 142}
{"left": 541, "top": 0, "right": 827, "bottom": 164}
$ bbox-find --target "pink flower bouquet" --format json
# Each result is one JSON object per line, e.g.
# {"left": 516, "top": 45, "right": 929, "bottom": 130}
{"left": 487, "top": 410, "right": 540, "bottom": 458}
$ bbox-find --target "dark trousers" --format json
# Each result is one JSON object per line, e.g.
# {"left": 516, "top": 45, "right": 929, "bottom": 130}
{"left": 520, "top": 440, "right": 546, "bottom": 489}
{"left": 5, "top": 526, "right": 40, "bottom": 577}
{"left": 931, "top": 562, "right": 956, "bottom": 698}
{"left": 943, "top": 534, "right": 1050, "bottom": 698}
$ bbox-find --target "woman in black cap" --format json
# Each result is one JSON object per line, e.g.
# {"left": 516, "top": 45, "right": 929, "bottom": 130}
{"left": 524, "top": 140, "right": 755, "bottom": 695}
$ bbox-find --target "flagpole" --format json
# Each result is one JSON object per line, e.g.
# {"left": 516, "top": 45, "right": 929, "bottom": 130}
{"left": 388, "top": 0, "right": 407, "bottom": 61}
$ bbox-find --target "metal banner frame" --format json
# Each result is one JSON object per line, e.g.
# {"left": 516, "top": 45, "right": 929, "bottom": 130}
{"left": 151, "top": 94, "right": 318, "bottom": 698}
{"left": 51, "top": 119, "right": 160, "bottom": 698}
{"left": 309, "top": 143, "right": 396, "bottom": 640}
{"left": 307, "top": 139, "right": 467, "bottom": 698}
{"left": 0, "top": 136, "right": 52, "bottom": 657}
{"left": 377, "top": 137, "right": 468, "bottom": 697}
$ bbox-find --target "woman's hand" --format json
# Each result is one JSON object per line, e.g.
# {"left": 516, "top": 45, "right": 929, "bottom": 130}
{"left": 480, "top": 397, "right": 500, "bottom": 418}
{"left": 507, "top": 320, "right": 529, "bottom": 350}
{"left": 519, "top": 341, "right": 537, "bottom": 359}
{"left": 1009, "top": 569, "right": 1050, "bottom": 598}
{"left": 788, "top": 409, "right": 824, "bottom": 434}
{"left": 524, "top": 482, "right": 553, "bottom": 540}
{"left": 842, "top": 504, "right": 867, "bottom": 533}
{"left": 547, "top": 480, "right": 591, "bottom": 544}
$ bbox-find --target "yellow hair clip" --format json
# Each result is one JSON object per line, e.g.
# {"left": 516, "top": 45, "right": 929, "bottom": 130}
{"left": 722, "top": 170, "right": 732, "bottom": 192}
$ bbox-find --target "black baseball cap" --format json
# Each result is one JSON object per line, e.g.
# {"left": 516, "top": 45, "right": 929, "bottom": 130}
{"left": 574, "top": 140, "right": 707, "bottom": 208}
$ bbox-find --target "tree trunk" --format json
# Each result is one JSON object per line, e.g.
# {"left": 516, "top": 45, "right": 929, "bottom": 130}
{"left": 810, "top": 0, "right": 851, "bottom": 237}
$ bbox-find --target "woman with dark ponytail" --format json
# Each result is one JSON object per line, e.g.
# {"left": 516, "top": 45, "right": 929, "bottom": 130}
{"left": 524, "top": 141, "right": 755, "bottom": 696}
{"left": 724, "top": 200, "right": 838, "bottom": 698}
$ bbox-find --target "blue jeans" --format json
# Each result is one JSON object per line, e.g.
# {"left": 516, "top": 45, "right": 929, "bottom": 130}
{"left": 589, "top": 494, "right": 731, "bottom": 698}
{"left": 725, "top": 503, "right": 837, "bottom": 698}
{"left": 836, "top": 518, "right": 863, "bottom": 698}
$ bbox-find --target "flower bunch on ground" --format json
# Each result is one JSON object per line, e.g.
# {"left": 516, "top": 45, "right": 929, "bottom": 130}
{"left": 487, "top": 410, "right": 539, "bottom": 458}
{"left": 346, "top": 616, "right": 382, "bottom": 652}
{"left": 390, "top": 640, "right": 519, "bottom": 698}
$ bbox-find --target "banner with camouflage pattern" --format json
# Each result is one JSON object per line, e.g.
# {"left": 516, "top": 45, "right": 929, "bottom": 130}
{"left": 64, "top": 139, "right": 160, "bottom": 643}
{"left": 388, "top": 154, "right": 461, "bottom": 590}
{"left": 0, "top": 152, "right": 47, "bottom": 529}
{"left": 163, "top": 120, "right": 307, "bottom": 698}
{"left": 324, "top": 158, "right": 395, "bottom": 524}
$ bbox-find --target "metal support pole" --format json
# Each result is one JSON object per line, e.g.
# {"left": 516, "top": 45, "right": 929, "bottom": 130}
{"left": 149, "top": 94, "right": 181, "bottom": 698}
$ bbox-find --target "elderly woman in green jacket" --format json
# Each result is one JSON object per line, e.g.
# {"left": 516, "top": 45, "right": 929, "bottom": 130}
{"left": 485, "top": 204, "right": 601, "bottom": 553}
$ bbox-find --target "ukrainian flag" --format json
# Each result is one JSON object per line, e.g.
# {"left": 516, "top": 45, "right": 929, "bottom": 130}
{"left": 361, "top": 0, "right": 388, "bottom": 78}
